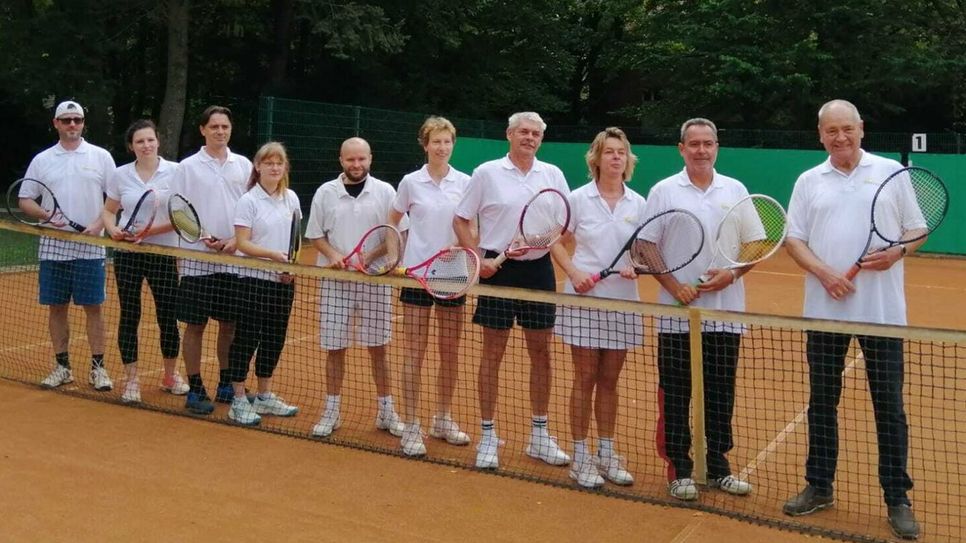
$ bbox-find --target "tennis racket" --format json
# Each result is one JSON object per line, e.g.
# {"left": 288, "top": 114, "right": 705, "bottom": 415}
{"left": 844, "top": 166, "right": 948, "bottom": 280}
{"left": 341, "top": 224, "right": 402, "bottom": 275}
{"left": 5, "top": 177, "right": 86, "bottom": 232}
{"left": 167, "top": 193, "right": 217, "bottom": 243}
{"left": 121, "top": 189, "right": 159, "bottom": 242}
{"left": 394, "top": 247, "right": 481, "bottom": 299}
{"left": 491, "top": 187, "right": 570, "bottom": 267}
{"left": 700, "top": 194, "right": 788, "bottom": 282}
{"left": 287, "top": 210, "right": 301, "bottom": 264}
{"left": 591, "top": 209, "right": 705, "bottom": 284}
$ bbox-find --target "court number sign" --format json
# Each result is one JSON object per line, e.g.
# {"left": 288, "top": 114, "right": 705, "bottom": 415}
{"left": 912, "top": 133, "right": 927, "bottom": 153}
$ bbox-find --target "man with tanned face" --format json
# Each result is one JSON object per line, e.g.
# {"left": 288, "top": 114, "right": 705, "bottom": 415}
{"left": 306, "top": 137, "right": 406, "bottom": 439}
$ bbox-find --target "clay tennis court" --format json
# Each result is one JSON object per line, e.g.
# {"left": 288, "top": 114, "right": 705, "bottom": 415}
{"left": 1, "top": 242, "right": 963, "bottom": 542}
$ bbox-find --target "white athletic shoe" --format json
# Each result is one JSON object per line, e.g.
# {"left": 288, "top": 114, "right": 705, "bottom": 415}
{"left": 401, "top": 423, "right": 427, "bottom": 457}
{"left": 253, "top": 393, "right": 299, "bottom": 417}
{"left": 311, "top": 410, "right": 342, "bottom": 438}
{"left": 475, "top": 434, "right": 500, "bottom": 469}
{"left": 89, "top": 366, "right": 113, "bottom": 392}
{"left": 121, "top": 379, "right": 141, "bottom": 404}
{"left": 526, "top": 434, "right": 571, "bottom": 466}
{"left": 375, "top": 410, "right": 405, "bottom": 437}
{"left": 429, "top": 415, "right": 471, "bottom": 445}
{"left": 229, "top": 396, "right": 261, "bottom": 426}
{"left": 597, "top": 452, "right": 634, "bottom": 486}
{"left": 41, "top": 366, "right": 73, "bottom": 388}
{"left": 570, "top": 457, "right": 605, "bottom": 489}
{"left": 669, "top": 478, "right": 699, "bottom": 501}
{"left": 709, "top": 474, "right": 753, "bottom": 496}
{"left": 161, "top": 373, "right": 190, "bottom": 395}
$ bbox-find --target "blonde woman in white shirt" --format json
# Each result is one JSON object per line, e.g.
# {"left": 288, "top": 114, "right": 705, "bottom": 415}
{"left": 225, "top": 142, "right": 301, "bottom": 426}
{"left": 555, "top": 128, "right": 643, "bottom": 488}
{"left": 388, "top": 117, "right": 472, "bottom": 456}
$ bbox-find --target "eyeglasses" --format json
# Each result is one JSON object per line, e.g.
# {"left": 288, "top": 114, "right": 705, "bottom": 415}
{"left": 59, "top": 117, "right": 85, "bottom": 125}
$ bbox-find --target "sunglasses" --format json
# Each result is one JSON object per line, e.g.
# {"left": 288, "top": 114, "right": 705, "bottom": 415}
{"left": 59, "top": 117, "right": 85, "bottom": 125}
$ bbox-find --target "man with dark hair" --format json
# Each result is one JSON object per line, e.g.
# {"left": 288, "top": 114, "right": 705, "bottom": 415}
{"left": 169, "top": 105, "right": 253, "bottom": 415}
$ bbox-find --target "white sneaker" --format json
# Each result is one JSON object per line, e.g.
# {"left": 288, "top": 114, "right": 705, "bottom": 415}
{"left": 475, "top": 434, "right": 500, "bottom": 469}
{"left": 89, "top": 366, "right": 113, "bottom": 392}
{"left": 253, "top": 393, "right": 299, "bottom": 417}
{"left": 311, "top": 410, "right": 342, "bottom": 438}
{"left": 597, "top": 452, "right": 634, "bottom": 486}
{"left": 229, "top": 396, "right": 261, "bottom": 426}
{"left": 161, "top": 373, "right": 189, "bottom": 395}
{"left": 526, "top": 434, "right": 571, "bottom": 466}
{"left": 429, "top": 415, "right": 470, "bottom": 445}
{"left": 121, "top": 379, "right": 141, "bottom": 404}
{"left": 401, "top": 423, "right": 427, "bottom": 457}
{"left": 710, "top": 474, "right": 753, "bottom": 496}
{"left": 41, "top": 366, "right": 73, "bottom": 388}
{"left": 669, "top": 478, "right": 699, "bottom": 501}
{"left": 569, "top": 457, "right": 605, "bottom": 489}
{"left": 375, "top": 410, "right": 404, "bottom": 437}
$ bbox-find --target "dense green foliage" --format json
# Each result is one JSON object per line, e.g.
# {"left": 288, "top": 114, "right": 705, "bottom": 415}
{"left": 1, "top": 0, "right": 963, "bottom": 176}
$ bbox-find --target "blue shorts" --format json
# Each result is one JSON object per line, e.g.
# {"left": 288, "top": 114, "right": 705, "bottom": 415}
{"left": 39, "top": 259, "right": 107, "bottom": 306}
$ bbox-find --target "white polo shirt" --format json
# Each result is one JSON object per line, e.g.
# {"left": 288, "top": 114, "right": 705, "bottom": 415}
{"left": 106, "top": 158, "right": 179, "bottom": 247}
{"left": 234, "top": 185, "right": 301, "bottom": 282}
{"left": 455, "top": 155, "right": 570, "bottom": 261}
{"left": 169, "top": 147, "right": 252, "bottom": 276}
{"left": 643, "top": 169, "right": 751, "bottom": 334}
{"left": 787, "top": 151, "right": 910, "bottom": 325}
{"left": 24, "top": 139, "right": 115, "bottom": 261}
{"left": 392, "top": 164, "right": 471, "bottom": 267}
{"left": 305, "top": 175, "right": 405, "bottom": 266}
{"left": 563, "top": 181, "right": 646, "bottom": 301}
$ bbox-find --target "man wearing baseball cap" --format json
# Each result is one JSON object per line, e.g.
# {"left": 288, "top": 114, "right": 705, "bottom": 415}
{"left": 21, "top": 100, "right": 116, "bottom": 391}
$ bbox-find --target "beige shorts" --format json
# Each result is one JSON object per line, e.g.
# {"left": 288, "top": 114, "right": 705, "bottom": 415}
{"left": 319, "top": 279, "right": 392, "bottom": 350}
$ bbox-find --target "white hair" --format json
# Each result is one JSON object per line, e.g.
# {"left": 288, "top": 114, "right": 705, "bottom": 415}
{"left": 818, "top": 99, "right": 862, "bottom": 124}
{"left": 508, "top": 111, "right": 547, "bottom": 132}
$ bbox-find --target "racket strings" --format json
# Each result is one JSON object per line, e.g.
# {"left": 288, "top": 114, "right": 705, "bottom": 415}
{"left": 170, "top": 207, "right": 202, "bottom": 242}
{"left": 520, "top": 194, "right": 568, "bottom": 248}
{"left": 359, "top": 228, "right": 401, "bottom": 275}
{"left": 125, "top": 192, "right": 159, "bottom": 235}
{"left": 717, "top": 196, "right": 787, "bottom": 266}
{"left": 631, "top": 210, "right": 704, "bottom": 274}
{"left": 872, "top": 169, "right": 948, "bottom": 243}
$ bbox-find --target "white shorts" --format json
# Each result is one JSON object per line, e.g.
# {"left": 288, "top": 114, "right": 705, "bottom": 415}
{"left": 555, "top": 306, "right": 643, "bottom": 350}
{"left": 320, "top": 279, "right": 392, "bottom": 350}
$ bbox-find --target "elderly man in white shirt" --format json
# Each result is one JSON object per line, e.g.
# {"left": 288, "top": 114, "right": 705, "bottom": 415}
{"left": 782, "top": 99, "right": 920, "bottom": 541}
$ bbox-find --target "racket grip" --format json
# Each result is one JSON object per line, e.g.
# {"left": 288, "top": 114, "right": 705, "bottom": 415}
{"left": 590, "top": 271, "right": 606, "bottom": 284}
{"left": 844, "top": 264, "right": 860, "bottom": 281}
{"left": 490, "top": 251, "right": 508, "bottom": 268}
{"left": 69, "top": 221, "right": 86, "bottom": 232}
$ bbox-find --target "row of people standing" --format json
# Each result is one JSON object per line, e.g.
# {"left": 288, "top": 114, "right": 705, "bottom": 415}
{"left": 23, "top": 99, "right": 918, "bottom": 540}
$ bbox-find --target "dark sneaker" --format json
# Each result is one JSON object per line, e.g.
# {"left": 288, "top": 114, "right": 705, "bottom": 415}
{"left": 215, "top": 383, "right": 235, "bottom": 404}
{"left": 185, "top": 390, "right": 214, "bottom": 415}
{"left": 783, "top": 485, "right": 834, "bottom": 516}
{"left": 887, "top": 505, "right": 920, "bottom": 540}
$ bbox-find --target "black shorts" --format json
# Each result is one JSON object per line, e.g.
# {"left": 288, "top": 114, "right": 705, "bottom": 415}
{"left": 177, "top": 273, "right": 241, "bottom": 325}
{"left": 473, "top": 251, "right": 555, "bottom": 330}
{"left": 399, "top": 286, "right": 466, "bottom": 308}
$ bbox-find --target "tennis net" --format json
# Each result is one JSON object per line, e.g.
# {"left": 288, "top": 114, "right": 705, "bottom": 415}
{"left": 0, "top": 220, "right": 963, "bottom": 543}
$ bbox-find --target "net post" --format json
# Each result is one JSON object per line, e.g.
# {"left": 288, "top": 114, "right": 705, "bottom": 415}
{"left": 689, "top": 307, "right": 708, "bottom": 485}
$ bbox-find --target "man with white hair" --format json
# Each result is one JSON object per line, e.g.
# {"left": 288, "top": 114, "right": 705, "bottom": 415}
{"left": 454, "top": 112, "right": 572, "bottom": 470}
{"left": 783, "top": 99, "right": 920, "bottom": 540}
{"left": 21, "top": 100, "right": 116, "bottom": 392}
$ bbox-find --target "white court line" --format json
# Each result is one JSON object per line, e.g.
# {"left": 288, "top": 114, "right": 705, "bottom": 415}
{"left": 738, "top": 349, "right": 864, "bottom": 480}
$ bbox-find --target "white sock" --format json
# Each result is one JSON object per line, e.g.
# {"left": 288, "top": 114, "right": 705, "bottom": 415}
{"left": 531, "top": 415, "right": 549, "bottom": 437}
{"left": 325, "top": 394, "right": 341, "bottom": 414}
{"left": 378, "top": 395, "right": 394, "bottom": 412}
{"left": 597, "top": 437, "right": 615, "bottom": 459}
{"left": 573, "top": 439, "right": 589, "bottom": 465}
{"left": 481, "top": 420, "right": 496, "bottom": 439}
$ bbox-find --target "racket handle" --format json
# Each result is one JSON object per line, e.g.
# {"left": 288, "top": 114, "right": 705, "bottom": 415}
{"left": 844, "top": 264, "right": 860, "bottom": 281}
{"left": 490, "top": 251, "right": 508, "bottom": 268}
{"left": 590, "top": 271, "right": 606, "bottom": 284}
{"left": 68, "top": 220, "right": 86, "bottom": 232}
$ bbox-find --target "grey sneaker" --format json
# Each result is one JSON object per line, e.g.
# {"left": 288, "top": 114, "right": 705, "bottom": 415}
{"left": 783, "top": 485, "right": 834, "bottom": 516}
{"left": 887, "top": 505, "right": 920, "bottom": 540}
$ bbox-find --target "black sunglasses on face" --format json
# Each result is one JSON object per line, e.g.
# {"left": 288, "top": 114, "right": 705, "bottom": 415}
{"left": 59, "top": 117, "right": 85, "bottom": 125}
